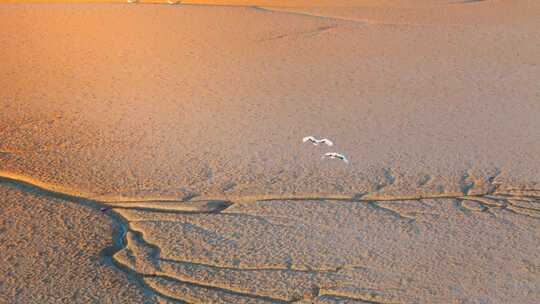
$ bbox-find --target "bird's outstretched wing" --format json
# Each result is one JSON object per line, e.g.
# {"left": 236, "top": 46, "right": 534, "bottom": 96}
{"left": 303, "top": 136, "right": 316, "bottom": 143}
{"left": 321, "top": 138, "right": 333, "bottom": 146}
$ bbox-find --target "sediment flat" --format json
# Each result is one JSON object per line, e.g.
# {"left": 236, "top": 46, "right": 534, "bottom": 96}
{"left": 1, "top": 1, "right": 539, "bottom": 303}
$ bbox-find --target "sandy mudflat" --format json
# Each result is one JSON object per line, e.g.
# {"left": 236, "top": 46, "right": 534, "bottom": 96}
{"left": 1, "top": 1, "right": 540, "bottom": 303}
{"left": 0, "top": 184, "right": 155, "bottom": 303}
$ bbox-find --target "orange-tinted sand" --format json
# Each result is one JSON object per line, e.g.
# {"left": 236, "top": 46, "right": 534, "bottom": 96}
{"left": 1, "top": 1, "right": 540, "bottom": 303}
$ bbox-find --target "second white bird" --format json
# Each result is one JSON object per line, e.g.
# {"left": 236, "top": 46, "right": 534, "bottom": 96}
{"left": 322, "top": 152, "right": 349, "bottom": 164}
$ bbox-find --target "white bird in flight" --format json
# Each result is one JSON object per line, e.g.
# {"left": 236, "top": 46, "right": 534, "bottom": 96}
{"left": 323, "top": 152, "right": 349, "bottom": 164}
{"left": 303, "top": 136, "right": 333, "bottom": 146}
{"left": 167, "top": 0, "right": 181, "bottom": 4}
{"left": 127, "top": 0, "right": 138, "bottom": 3}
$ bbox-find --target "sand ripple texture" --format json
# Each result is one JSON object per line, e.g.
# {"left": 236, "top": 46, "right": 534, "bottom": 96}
{"left": 1, "top": 1, "right": 540, "bottom": 303}
{"left": 1, "top": 172, "right": 540, "bottom": 303}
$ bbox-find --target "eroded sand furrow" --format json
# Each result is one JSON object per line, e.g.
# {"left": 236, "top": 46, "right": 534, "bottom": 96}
{"left": 495, "top": 190, "right": 540, "bottom": 199}
{"left": 114, "top": 225, "right": 317, "bottom": 302}
{"left": 147, "top": 273, "right": 288, "bottom": 303}
{"left": 145, "top": 275, "right": 285, "bottom": 304}
{"left": 113, "top": 192, "right": 538, "bottom": 303}
{"left": 505, "top": 201, "right": 540, "bottom": 219}
{"left": 109, "top": 200, "right": 233, "bottom": 213}
{"left": 311, "top": 286, "right": 406, "bottom": 304}
{"left": 460, "top": 200, "right": 489, "bottom": 212}
{"left": 159, "top": 256, "right": 348, "bottom": 274}
{"left": 114, "top": 226, "right": 392, "bottom": 303}
{"left": 3, "top": 170, "right": 537, "bottom": 210}
{"left": 257, "top": 24, "right": 339, "bottom": 42}
{"left": 0, "top": 171, "right": 102, "bottom": 205}
{"left": 114, "top": 230, "right": 291, "bottom": 302}
{"left": 253, "top": 5, "right": 405, "bottom": 28}
{"left": 464, "top": 196, "right": 507, "bottom": 208}
{"left": 2, "top": 171, "right": 540, "bottom": 303}
{"left": 113, "top": 229, "right": 281, "bottom": 302}
{"left": 365, "top": 201, "right": 420, "bottom": 235}
{"left": 365, "top": 201, "right": 416, "bottom": 222}
{"left": 251, "top": 5, "right": 487, "bottom": 28}
{"left": 300, "top": 294, "right": 385, "bottom": 304}
{"left": 252, "top": 6, "right": 369, "bottom": 25}
{"left": 504, "top": 207, "right": 540, "bottom": 220}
